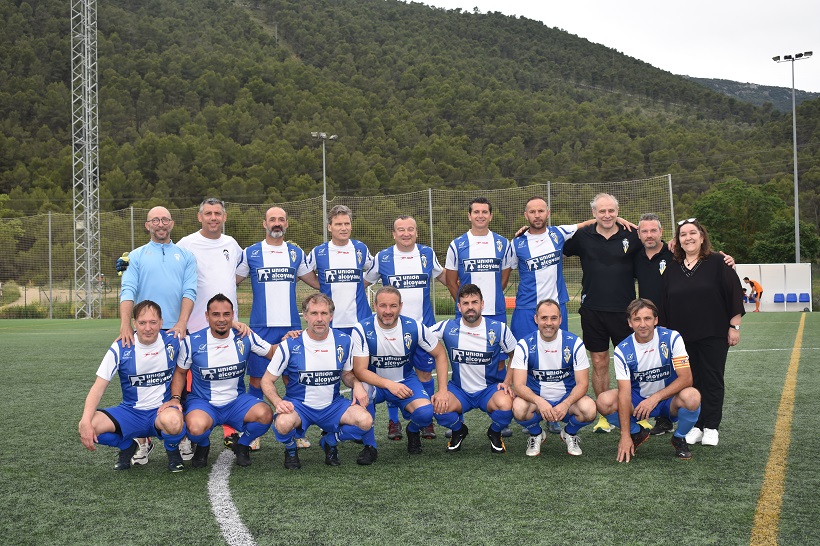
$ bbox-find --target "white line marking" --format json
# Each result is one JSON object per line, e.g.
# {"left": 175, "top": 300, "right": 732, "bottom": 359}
{"left": 208, "top": 450, "right": 257, "bottom": 546}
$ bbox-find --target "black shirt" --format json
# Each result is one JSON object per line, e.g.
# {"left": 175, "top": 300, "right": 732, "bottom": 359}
{"left": 634, "top": 243, "right": 675, "bottom": 309}
{"left": 563, "top": 223, "right": 642, "bottom": 312}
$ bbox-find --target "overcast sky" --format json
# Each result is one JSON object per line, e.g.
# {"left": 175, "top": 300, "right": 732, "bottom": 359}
{"left": 420, "top": 1, "right": 820, "bottom": 92}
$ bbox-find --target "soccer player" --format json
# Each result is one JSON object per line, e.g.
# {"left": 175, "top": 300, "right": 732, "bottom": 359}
{"left": 79, "top": 300, "right": 188, "bottom": 472}
{"left": 511, "top": 299, "right": 596, "bottom": 456}
{"left": 235, "top": 206, "right": 319, "bottom": 449}
{"left": 596, "top": 298, "right": 702, "bottom": 462}
{"left": 351, "top": 286, "right": 451, "bottom": 455}
{"left": 562, "top": 193, "right": 641, "bottom": 433}
{"left": 306, "top": 205, "right": 374, "bottom": 334}
{"left": 262, "top": 293, "right": 373, "bottom": 470}
{"left": 743, "top": 277, "right": 763, "bottom": 312}
{"left": 364, "top": 215, "right": 446, "bottom": 440}
{"left": 118, "top": 205, "right": 198, "bottom": 463}
{"left": 430, "top": 284, "right": 517, "bottom": 454}
{"left": 445, "top": 197, "right": 513, "bottom": 324}
{"left": 171, "top": 294, "right": 276, "bottom": 468}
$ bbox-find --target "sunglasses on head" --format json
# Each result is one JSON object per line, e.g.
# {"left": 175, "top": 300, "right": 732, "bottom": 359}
{"left": 677, "top": 217, "right": 697, "bottom": 226}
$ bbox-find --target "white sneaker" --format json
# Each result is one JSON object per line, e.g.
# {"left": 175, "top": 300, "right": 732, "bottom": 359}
{"left": 179, "top": 437, "right": 194, "bottom": 460}
{"left": 131, "top": 438, "right": 153, "bottom": 465}
{"left": 525, "top": 431, "right": 547, "bottom": 456}
{"left": 701, "top": 428, "right": 720, "bottom": 446}
{"left": 560, "top": 428, "right": 583, "bottom": 456}
{"left": 685, "top": 427, "right": 704, "bottom": 444}
{"left": 295, "top": 437, "right": 311, "bottom": 449}
{"left": 250, "top": 437, "right": 261, "bottom": 451}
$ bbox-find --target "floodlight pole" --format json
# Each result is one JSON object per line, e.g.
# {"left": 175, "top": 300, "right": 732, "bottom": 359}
{"left": 311, "top": 131, "right": 338, "bottom": 243}
{"left": 773, "top": 51, "right": 812, "bottom": 263}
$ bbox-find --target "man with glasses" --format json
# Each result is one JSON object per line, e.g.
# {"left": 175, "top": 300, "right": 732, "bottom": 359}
{"left": 118, "top": 205, "right": 198, "bottom": 464}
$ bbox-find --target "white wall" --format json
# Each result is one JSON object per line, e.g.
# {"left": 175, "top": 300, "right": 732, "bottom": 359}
{"left": 734, "top": 263, "right": 813, "bottom": 312}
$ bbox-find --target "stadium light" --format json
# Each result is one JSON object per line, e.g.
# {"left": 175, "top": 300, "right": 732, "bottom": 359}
{"left": 773, "top": 51, "right": 812, "bottom": 263}
{"left": 311, "top": 132, "right": 338, "bottom": 242}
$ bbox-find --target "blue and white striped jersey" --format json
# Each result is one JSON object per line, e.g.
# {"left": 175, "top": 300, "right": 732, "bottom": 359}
{"left": 445, "top": 231, "right": 513, "bottom": 316}
{"left": 510, "top": 225, "right": 577, "bottom": 308}
{"left": 510, "top": 329, "right": 588, "bottom": 402}
{"left": 613, "top": 327, "right": 689, "bottom": 399}
{"left": 307, "top": 240, "right": 374, "bottom": 328}
{"left": 351, "top": 315, "right": 438, "bottom": 383}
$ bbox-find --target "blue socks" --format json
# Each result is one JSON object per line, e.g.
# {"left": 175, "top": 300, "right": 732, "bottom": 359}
{"left": 517, "top": 414, "right": 543, "bottom": 435}
{"left": 238, "top": 421, "right": 271, "bottom": 446}
{"left": 674, "top": 406, "right": 701, "bottom": 438}
{"left": 387, "top": 402, "right": 399, "bottom": 423}
{"left": 435, "top": 411, "right": 461, "bottom": 430}
{"left": 564, "top": 415, "right": 591, "bottom": 436}
{"left": 97, "top": 432, "right": 131, "bottom": 450}
{"left": 407, "top": 404, "right": 434, "bottom": 433}
{"left": 489, "top": 410, "right": 512, "bottom": 433}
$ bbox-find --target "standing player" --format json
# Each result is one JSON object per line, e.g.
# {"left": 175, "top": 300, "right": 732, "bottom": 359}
{"left": 445, "top": 197, "right": 513, "bottom": 323}
{"left": 743, "top": 277, "right": 763, "bottom": 312}
{"left": 351, "top": 286, "right": 451, "bottom": 456}
{"left": 364, "top": 215, "right": 446, "bottom": 440}
{"left": 430, "top": 284, "right": 517, "bottom": 454}
{"left": 79, "top": 301, "right": 187, "bottom": 472}
{"left": 235, "top": 206, "right": 319, "bottom": 448}
{"left": 511, "top": 299, "right": 596, "bottom": 456}
{"left": 307, "top": 205, "right": 374, "bottom": 333}
{"left": 262, "top": 293, "right": 373, "bottom": 469}
{"left": 118, "top": 205, "right": 198, "bottom": 464}
{"left": 596, "top": 299, "right": 702, "bottom": 462}
{"left": 171, "top": 294, "right": 275, "bottom": 468}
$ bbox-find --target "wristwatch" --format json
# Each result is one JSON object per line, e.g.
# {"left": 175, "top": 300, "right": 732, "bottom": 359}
{"left": 730, "top": 325, "right": 740, "bottom": 331}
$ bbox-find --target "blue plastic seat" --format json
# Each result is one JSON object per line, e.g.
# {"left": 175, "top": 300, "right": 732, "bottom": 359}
{"left": 773, "top": 293, "right": 785, "bottom": 303}
{"left": 799, "top": 293, "right": 810, "bottom": 303}
{"left": 786, "top": 293, "right": 797, "bottom": 303}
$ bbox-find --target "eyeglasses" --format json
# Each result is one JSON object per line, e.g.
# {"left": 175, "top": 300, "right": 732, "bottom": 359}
{"left": 677, "top": 217, "right": 697, "bottom": 226}
{"left": 148, "top": 217, "right": 172, "bottom": 226}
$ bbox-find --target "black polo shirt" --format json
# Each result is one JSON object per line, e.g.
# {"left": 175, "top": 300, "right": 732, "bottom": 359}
{"left": 563, "top": 223, "right": 641, "bottom": 313}
{"left": 634, "top": 244, "right": 675, "bottom": 309}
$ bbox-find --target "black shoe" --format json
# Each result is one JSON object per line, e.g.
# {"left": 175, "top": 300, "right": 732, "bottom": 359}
{"left": 650, "top": 416, "right": 674, "bottom": 436}
{"left": 166, "top": 448, "right": 184, "bottom": 473}
{"left": 487, "top": 426, "right": 507, "bottom": 454}
{"left": 191, "top": 443, "right": 210, "bottom": 468}
{"left": 671, "top": 435, "right": 692, "bottom": 460}
{"left": 283, "top": 449, "right": 301, "bottom": 470}
{"left": 114, "top": 440, "right": 138, "bottom": 471}
{"left": 631, "top": 427, "right": 650, "bottom": 451}
{"left": 407, "top": 430, "right": 422, "bottom": 454}
{"left": 320, "top": 434, "right": 340, "bottom": 466}
{"left": 356, "top": 445, "right": 378, "bottom": 465}
{"left": 223, "top": 432, "right": 240, "bottom": 449}
{"left": 447, "top": 423, "right": 469, "bottom": 452}
{"left": 234, "top": 443, "right": 251, "bottom": 467}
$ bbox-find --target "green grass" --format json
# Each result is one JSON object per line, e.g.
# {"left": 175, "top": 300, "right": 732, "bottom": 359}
{"left": 0, "top": 313, "right": 818, "bottom": 545}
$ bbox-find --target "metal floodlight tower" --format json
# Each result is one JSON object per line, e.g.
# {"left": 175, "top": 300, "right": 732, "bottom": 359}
{"left": 71, "top": 0, "right": 101, "bottom": 317}
{"left": 311, "top": 131, "right": 338, "bottom": 242}
{"left": 773, "top": 50, "right": 813, "bottom": 263}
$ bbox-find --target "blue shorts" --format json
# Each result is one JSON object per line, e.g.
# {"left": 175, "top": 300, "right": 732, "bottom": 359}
{"left": 369, "top": 376, "right": 430, "bottom": 417}
{"left": 185, "top": 393, "right": 264, "bottom": 430}
{"left": 249, "top": 326, "right": 297, "bottom": 378}
{"left": 412, "top": 349, "right": 435, "bottom": 373}
{"left": 631, "top": 392, "right": 676, "bottom": 421}
{"left": 522, "top": 392, "right": 573, "bottom": 422}
{"left": 448, "top": 381, "right": 499, "bottom": 414}
{"left": 510, "top": 303, "right": 568, "bottom": 339}
{"left": 101, "top": 404, "right": 163, "bottom": 440}
{"left": 286, "top": 396, "right": 352, "bottom": 434}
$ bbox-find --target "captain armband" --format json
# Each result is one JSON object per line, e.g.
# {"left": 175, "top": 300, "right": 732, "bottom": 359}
{"left": 672, "top": 356, "right": 690, "bottom": 370}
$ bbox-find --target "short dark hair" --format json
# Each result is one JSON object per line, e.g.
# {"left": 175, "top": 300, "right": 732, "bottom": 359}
{"left": 457, "top": 283, "right": 483, "bottom": 301}
{"left": 626, "top": 298, "right": 659, "bottom": 318}
{"left": 392, "top": 216, "right": 415, "bottom": 230}
{"left": 535, "top": 298, "right": 561, "bottom": 316}
{"left": 375, "top": 285, "right": 402, "bottom": 303}
{"left": 468, "top": 197, "right": 492, "bottom": 214}
{"left": 207, "top": 293, "right": 234, "bottom": 312}
{"left": 134, "top": 300, "right": 162, "bottom": 320}
{"left": 525, "top": 196, "right": 548, "bottom": 209}
{"left": 328, "top": 204, "right": 352, "bottom": 223}
{"left": 639, "top": 213, "right": 662, "bottom": 230}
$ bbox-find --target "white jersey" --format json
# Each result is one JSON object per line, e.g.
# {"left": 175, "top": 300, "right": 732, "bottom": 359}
{"left": 510, "top": 329, "right": 589, "bottom": 402}
{"left": 307, "top": 240, "right": 374, "bottom": 328}
{"left": 177, "top": 232, "right": 243, "bottom": 332}
{"left": 178, "top": 327, "right": 271, "bottom": 406}
{"left": 613, "top": 327, "right": 689, "bottom": 400}
{"left": 445, "top": 231, "right": 512, "bottom": 316}
{"left": 351, "top": 315, "right": 438, "bottom": 383}
{"left": 510, "top": 225, "right": 577, "bottom": 307}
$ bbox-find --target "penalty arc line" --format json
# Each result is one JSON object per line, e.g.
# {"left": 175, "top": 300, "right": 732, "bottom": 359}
{"left": 749, "top": 312, "right": 805, "bottom": 545}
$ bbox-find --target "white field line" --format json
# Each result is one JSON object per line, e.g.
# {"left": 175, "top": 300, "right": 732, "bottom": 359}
{"left": 208, "top": 450, "right": 257, "bottom": 546}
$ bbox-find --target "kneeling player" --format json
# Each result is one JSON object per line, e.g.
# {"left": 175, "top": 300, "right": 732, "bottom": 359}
{"left": 171, "top": 294, "right": 275, "bottom": 468}
{"left": 596, "top": 299, "right": 701, "bottom": 462}
{"left": 262, "top": 293, "right": 373, "bottom": 469}
{"left": 79, "top": 300, "right": 187, "bottom": 472}
{"left": 511, "top": 299, "right": 596, "bottom": 456}
{"left": 352, "top": 286, "right": 451, "bottom": 457}
{"left": 430, "top": 284, "right": 517, "bottom": 454}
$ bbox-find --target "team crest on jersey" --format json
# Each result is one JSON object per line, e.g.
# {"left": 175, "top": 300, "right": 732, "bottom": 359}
{"left": 236, "top": 339, "right": 245, "bottom": 356}
{"left": 165, "top": 344, "right": 175, "bottom": 361}
{"left": 366, "top": 329, "right": 376, "bottom": 339}
{"left": 563, "top": 345, "right": 571, "bottom": 364}
{"left": 404, "top": 332, "right": 413, "bottom": 350}
{"left": 290, "top": 248, "right": 296, "bottom": 263}
{"left": 223, "top": 249, "right": 230, "bottom": 261}
{"left": 496, "top": 239, "right": 503, "bottom": 252}
{"left": 449, "top": 327, "right": 459, "bottom": 335}
{"left": 488, "top": 328, "right": 497, "bottom": 346}
{"left": 659, "top": 259, "right": 667, "bottom": 275}
{"left": 622, "top": 239, "right": 629, "bottom": 253}
{"left": 458, "top": 240, "right": 467, "bottom": 249}
{"left": 660, "top": 341, "right": 669, "bottom": 360}
{"left": 381, "top": 253, "right": 390, "bottom": 262}
{"left": 549, "top": 231, "right": 558, "bottom": 245}
{"left": 317, "top": 247, "right": 327, "bottom": 256}
{"left": 122, "top": 349, "right": 132, "bottom": 358}
{"left": 337, "top": 344, "right": 344, "bottom": 363}
{"left": 251, "top": 249, "right": 261, "bottom": 257}
{"left": 356, "top": 249, "right": 363, "bottom": 264}
{"left": 421, "top": 254, "right": 428, "bottom": 269}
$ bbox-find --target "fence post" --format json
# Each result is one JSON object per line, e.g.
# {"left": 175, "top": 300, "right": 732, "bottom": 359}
{"left": 428, "top": 188, "right": 436, "bottom": 316}
{"left": 48, "top": 211, "right": 53, "bottom": 319}
{"left": 130, "top": 206, "right": 135, "bottom": 250}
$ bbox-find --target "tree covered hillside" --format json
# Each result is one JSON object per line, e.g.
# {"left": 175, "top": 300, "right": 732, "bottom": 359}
{"left": 0, "top": 0, "right": 818, "bottom": 261}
